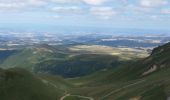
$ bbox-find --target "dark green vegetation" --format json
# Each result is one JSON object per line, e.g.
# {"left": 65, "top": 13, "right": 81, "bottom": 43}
{"left": 34, "top": 54, "right": 120, "bottom": 77}
{"left": 0, "top": 42, "right": 170, "bottom": 100}
{"left": 0, "top": 44, "right": 132, "bottom": 77}
{"left": 0, "top": 50, "right": 18, "bottom": 63}
{"left": 0, "top": 68, "right": 67, "bottom": 100}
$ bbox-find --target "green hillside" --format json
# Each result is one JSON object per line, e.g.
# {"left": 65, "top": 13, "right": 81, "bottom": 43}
{"left": 67, "top": 42, "right": 170, "bottom": 100}
{"left": 0, "top": 68, "right": 75, "bottom": 100}
{"left": 0, "top": 43, "right": 170, "bottom": 100}
{"left": 0, "top": 45, "right": 68, "bottom": 70}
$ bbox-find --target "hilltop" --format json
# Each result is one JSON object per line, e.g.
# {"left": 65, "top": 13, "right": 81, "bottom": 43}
{"left": 0, "top": 44, "right": 148, "bottom": 77}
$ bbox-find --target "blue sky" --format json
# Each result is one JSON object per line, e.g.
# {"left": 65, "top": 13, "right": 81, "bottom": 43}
{"left": 0, "top": 0, "right": 170, "bottom": 31}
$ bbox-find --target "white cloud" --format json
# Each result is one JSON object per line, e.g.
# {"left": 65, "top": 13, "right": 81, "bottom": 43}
{"left": 90, "top": 7, "right": 117, "bottom": 19}
{"left": 0, "top": 0, "right": 169, "bottom": 22}
{"left": 161, "top": 9, "right": 170, "bottom": 14}
{"left": 52, "top": 6, "right": 83, "bottom": 14}
{"left": 50, "top": 0, "right": 127, "bottom": 5}
{"left": 50, "top": 0, "right": 107, "bottom": 5}
{"left": 83, "top": 0, "right": 108, "bottom": 5}
{"left": 50, "top": 0, "right": 81, "bottom": 4}
{"left": 124, "top": 0, "right": 169, "bottom": 15}
{"left": 28, "top": 0, "right": 47, "bottom": 6}
{"left": 123, "top": 0, "right": 169, "bottom": 15}
{"left": 126, "top": 4, "right": 153, "bottom": 13}
{"left": 0, "top": 0, "right": 47, "bottom": 10}
{"left": 0, "top": 3, "right": 25, "bottom": 9}
{"left": 140, "top": 0, "right": 168, "bottom": 7}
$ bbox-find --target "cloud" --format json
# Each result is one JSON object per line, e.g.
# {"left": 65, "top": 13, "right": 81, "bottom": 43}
{"left": 0, "top": 0, "right": 47, "bottom": 10}
{"left": 0, "top": 3, "right": 25, "bottom": 9}
{"left": 83, "top": 0, "right": 108, "bottom": 5}
{"left": 50, "top": 0, "right": 108, "bottom": 5}
{"left": 90, "top": 7, "right": 117, "bottom": 19}
{"left": 161, "top": 9, "right": 170, "bottom": 14}
{"left": 0, "top": 0, "right": 169, "bottom": 22}
{"left": 28, "top": 0, "right": 47, "bottom": 6}
{"left": 50, "top": 0, "right": 81, "bottom": 4}
{"left": 125, "top": 0, "right": 169, "bottom": 14}
{"left": 50, "top": 0, "right": 127, "bottom": 6}
{"left": 51, "top": 6, "right": 83, "bottom": 14}
{"left": 140, "top": 0, "right": 168, "bottom": 8}
{"left": 126, "top": 4, "right": 153, "bottom": 13}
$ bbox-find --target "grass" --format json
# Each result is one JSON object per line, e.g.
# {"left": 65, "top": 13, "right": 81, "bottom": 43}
{"left": 66, "top": 43, "right": 170, "bottom": 100}
{"left": 67, "top": 67, "right": 170, "bottom": 100}
{"left": 0, "top": 68, "right": 64, "bottom": 100}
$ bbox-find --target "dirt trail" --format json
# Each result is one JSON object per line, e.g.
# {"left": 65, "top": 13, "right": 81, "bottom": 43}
{"left": 39, "top": 77, "right": 93, "bottom": 100}
{"left": 100, "top": 79, "right": 146, "bottom": 100}
{"left": 60, "top": 94, "right": 94, "bottom": 100}
{"left": 60, "top": 94, "right": 71, "bottom": 100}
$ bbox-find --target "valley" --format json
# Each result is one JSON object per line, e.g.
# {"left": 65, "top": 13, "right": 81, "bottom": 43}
{"left": 0, "top": 44, "right": 149, "bottom": 77}
{"left": 0, "top": 33, "right": 170, "bottom": 100}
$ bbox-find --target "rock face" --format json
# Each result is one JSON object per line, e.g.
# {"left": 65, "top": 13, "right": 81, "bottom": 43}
{"left": 142, "top": 65, "right": 157, "bottom": 76}
{"left": 167, "top": 97, "right": 170, "bottom": 100}
{"left": 141, "top": 42, "right": 170, "bottom": 76}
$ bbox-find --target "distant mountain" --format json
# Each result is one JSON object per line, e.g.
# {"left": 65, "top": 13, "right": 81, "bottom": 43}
{"left": 0, "top": 32, "right": 169, "bottom": 49}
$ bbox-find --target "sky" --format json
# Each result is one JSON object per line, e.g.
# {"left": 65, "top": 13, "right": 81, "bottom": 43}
{"left": 0, "top": 0, "right": 170, "bottom": 31}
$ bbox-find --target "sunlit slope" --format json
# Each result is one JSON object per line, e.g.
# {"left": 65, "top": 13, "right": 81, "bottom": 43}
{"left": 69, "top": 45, "right": 149, "bottom": 60}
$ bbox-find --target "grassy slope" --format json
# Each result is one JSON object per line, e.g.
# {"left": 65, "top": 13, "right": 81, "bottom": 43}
{"left": 0, "top": 68, "right": 74, "bottom": 100}
{"left": 1, "top": 43, "right": 170, "bottom": 100}
{"left": 68, "top": 43, "right": 170, "bottom": 100}
{"left": 0, "top": 45, "right": 67, "bottom": 70}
